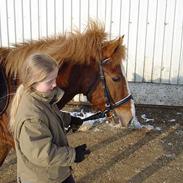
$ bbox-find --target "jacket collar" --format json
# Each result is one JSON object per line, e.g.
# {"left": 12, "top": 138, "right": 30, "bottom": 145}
{"left": 30, "top": 87, "right": 64, "bottom": 104}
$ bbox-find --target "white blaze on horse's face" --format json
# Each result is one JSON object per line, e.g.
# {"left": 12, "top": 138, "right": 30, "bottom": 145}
{"left": 113, "top": 63, "right": 137, "bottom": 127}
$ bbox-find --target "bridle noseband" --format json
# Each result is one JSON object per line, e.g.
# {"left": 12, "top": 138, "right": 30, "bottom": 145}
{"left": 83, "top": 58, "right": 133, "bottom": 122}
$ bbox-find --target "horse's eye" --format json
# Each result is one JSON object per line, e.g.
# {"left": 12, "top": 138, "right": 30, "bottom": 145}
{"left": 112, "top": 76, "right": 121, "bottom": 82}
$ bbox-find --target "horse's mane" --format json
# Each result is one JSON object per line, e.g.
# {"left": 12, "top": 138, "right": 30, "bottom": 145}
{"left": 1, "top": 21, "right": 124, "bottom": 77}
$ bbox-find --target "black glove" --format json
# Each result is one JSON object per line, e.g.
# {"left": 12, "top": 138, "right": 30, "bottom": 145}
{"left": 70, "top": 116, "right": 83, "bottom": 132}
{"left": 74, "top": 144, "right": 91, "bottom": 163}
{"left": 71, "top": 116, "right": 83, "bottom": 125}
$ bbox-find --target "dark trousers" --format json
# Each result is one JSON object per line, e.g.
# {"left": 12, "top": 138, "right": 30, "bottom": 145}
{"left": 62, "top": 175, "right": 75, "bottom": 183}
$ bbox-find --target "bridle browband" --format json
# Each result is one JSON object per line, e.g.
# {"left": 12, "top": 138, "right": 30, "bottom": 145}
{"left": 82, "top": 58, "right": 133, "bottom": 122}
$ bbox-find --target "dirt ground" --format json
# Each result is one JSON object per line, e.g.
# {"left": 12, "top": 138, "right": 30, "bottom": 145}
{"left": 0, "top": 105, "right": 183, "bottom": 183}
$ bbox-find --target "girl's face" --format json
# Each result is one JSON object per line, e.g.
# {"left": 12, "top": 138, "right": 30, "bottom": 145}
{"left": 34, "top": 68, "right": 59, "bottom": 93}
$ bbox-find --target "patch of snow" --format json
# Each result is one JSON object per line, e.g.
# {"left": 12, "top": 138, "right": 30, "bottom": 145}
{"left": 140, "top": 124, "right": 162, "bottom": 131}
{"left": 69, "top": 110, "right": 161, "bottom": 131}
{"left": 70, "top": 110, "right": 106, "bottom": 131}
{"left": 176, "top": 112, "right": 182, "bottom": 115}
{"left": 155, "top": 127, "right": 162, "bottom": 131}
{"left": 169, "top": 119, "right": 176, "bottom": 122}
{"left": 165, "top": 153, "right": 176, "bottom": 159}
{"left": 129, "top": 118, "right": 161, "bottom": 131}
{"left": 141, "top": 114, "right": 154, "bottom": 122}
{"left": 70, "top": 110, "right": 106, "bottom": 125}
{"left": 142, "top": 124, "right": 154, "bottom": 131}
{"left": 129, "top": 119, "right": 142, "bottom": 129}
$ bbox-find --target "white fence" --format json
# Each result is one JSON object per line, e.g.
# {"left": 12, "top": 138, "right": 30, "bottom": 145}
{"left": 0, "top": 0, "right": 183, "bottom": 106}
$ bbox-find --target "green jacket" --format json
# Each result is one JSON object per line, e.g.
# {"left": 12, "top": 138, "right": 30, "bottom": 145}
{"left": 14, "top": 87, "right": 76, "bottom": 183}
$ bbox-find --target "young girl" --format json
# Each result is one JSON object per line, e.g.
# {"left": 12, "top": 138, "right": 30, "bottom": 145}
{"left": 9, "top": 53, "right": 90, "bottom": 183}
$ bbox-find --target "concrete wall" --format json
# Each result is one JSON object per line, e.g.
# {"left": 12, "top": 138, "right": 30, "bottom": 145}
{"left": 129, "top": 82, "right": 183, "bottom": 106}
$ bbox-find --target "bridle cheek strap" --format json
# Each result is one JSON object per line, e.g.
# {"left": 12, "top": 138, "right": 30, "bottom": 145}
{"left": 83, "top": 58, "right": 133, "bottom": 122}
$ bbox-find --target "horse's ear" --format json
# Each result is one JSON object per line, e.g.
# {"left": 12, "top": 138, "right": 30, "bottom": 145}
{"left": 103, "top": 36, "right": 124, "bottom": 58}
{"left": 121, "top": 35, "right": 124, "bottom": 42}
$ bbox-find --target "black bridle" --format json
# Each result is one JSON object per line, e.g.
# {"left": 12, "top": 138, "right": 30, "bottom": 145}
{"left": 82, "top": 58, "right": 133, "bottom": 122}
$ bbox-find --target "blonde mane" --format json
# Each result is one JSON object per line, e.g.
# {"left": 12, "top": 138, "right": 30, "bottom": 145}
{"left": 1, "top": 21, "right": 125, "bottom": 77}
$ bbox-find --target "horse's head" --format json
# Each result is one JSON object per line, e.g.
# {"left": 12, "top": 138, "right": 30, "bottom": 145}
{"left": 83, "top": 36, "right": 136, "bottom": 127}
{"left": 55, "top": 26, "right": 136, "bottom": 127}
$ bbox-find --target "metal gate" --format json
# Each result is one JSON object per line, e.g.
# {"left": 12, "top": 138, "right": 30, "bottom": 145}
{"left": 0, "top": 0, "right": 183, "bottom": 106}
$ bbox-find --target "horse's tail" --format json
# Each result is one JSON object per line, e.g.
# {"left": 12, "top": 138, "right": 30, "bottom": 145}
{"left": 0, "top": 47, "right": 11, "bottom": 65}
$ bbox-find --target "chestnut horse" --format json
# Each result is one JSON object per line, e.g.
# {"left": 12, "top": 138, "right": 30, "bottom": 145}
{"left": 0, "top": 22, "right": 136, "bottom": 166}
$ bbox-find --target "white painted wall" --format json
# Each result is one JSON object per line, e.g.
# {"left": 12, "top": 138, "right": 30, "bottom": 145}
{"left": 0, "top": 0, "right": 183, "bottom": 105}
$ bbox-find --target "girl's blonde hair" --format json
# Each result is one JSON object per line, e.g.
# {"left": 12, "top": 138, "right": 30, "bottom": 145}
{"left": 9, "top": 53, "right": 58, "bottom": 133}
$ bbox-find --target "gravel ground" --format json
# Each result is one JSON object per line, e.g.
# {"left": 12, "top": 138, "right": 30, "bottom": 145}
{"left": 0, "top": 105, "right": 183, "bottom": 183}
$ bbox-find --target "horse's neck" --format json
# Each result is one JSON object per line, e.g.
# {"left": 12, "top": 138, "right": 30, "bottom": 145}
{"left": 56, "top": 63, "right": 98, "bottom": 109}
{"left": 4, "top": 62, "right": 97, "bottom": 109}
